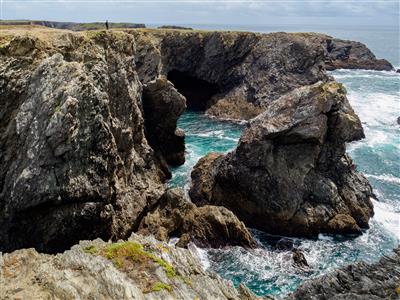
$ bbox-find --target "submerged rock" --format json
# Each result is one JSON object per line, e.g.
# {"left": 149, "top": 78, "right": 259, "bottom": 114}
{"left": 138, "top": 188, "right": 257, "bottom": 248}
{"left": 190, "top": 81, "right": 374, "bottom": 237}
{"left": 292, "top": 249, "right": 309, "bottom": 268}
{"left": 0, "top": 233, "right": 259, "bottom": 300}
{"left": 289, "top": 248, "right": 400, "bottom": 299}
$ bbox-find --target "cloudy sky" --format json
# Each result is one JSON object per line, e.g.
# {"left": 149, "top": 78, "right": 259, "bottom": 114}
{"left": 1, "top": 0, "right": 399, "bottom": 27}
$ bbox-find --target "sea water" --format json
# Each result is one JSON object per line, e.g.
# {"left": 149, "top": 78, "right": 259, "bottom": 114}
{"left": 168, "top": 25, "right": 400, "bottom": 298}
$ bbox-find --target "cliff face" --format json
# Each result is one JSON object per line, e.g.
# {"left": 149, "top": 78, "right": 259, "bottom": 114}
{"left": 133, "top": 30, "right": 329, "bottom": 120}
{"left": 0, "top": 31, "right": 172, "bottom": 253}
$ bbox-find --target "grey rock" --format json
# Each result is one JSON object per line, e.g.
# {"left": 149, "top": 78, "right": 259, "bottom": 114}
{"left": 190, "top": 81, "right": 374, "bottom": 237}
{"left": 288, "top": 248, "right": 400, "bottom": 299}
{"left": 0, "top": 233, "right": 259, "bottom": 300}
{"left": 0, "top": 32, "right": 166, "bottom": 253}
{"left": 143, "top": 77, "right": 186, "bottom": 166}
{"left": 323, "top": 37, "right": 393, "bottom": 71}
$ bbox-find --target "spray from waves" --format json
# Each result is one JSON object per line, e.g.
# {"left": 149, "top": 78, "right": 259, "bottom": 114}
{"left": 372, "top": 199, "right": 400, "bottom": 240}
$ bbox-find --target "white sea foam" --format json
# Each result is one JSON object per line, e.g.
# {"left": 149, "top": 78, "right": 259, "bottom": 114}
{"left": 365, "top": 173, "right": 400, "bottom": 184}
{"left": 372, "top": 199, "right": 400, "bottom": 240}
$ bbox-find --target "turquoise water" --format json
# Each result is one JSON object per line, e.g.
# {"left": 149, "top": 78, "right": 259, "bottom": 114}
{"left": 169, "top": 112, "right": 244, "bottom": 189}
{"left": 169, "top": 69, "right": 400, "bottom": 297}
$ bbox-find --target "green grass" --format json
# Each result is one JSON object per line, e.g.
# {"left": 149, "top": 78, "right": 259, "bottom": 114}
{"left": 83, "top": 245, "right": 97, "bottom": 255}
{"left": 151, "top": 281, "right": 172, "bottom": 293}
{"left": 103, "top": 241, "right": 176, "bottom": 278}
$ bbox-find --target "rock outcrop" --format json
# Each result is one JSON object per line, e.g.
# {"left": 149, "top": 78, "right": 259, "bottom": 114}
{"left": 143, "top": 77, "right": 186, "bottom": 167}
{"left": 323, "top": 37, "right": 393, "bottom": 71}
{"left": 289, "top": 247, "right": 400, "bottom": 300}
{"left": 132, "top": 30, "right": 330, "bottom": 120}
{"left": 190, "top": 81, "right": 374, "bottom": 237}
{"left": 138, "top": 188, "right": 256, "bottom": 248}
{"left": 0, "top": 233, "right": 259, "bottom": 300}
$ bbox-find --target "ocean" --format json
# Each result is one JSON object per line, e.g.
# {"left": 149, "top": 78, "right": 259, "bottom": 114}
{"left": 168, "top": 24, "right": 400, "bottom": 298}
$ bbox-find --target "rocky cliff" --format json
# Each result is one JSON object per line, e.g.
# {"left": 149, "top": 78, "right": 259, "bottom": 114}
{"left": 190, "top": 81, "right": 374, "bottom": 237}
{"left": 0, "top": 26, "right": 385, "bottom": 252}
{"left": 0, "top": 233, "right": 259, "bottom": 300}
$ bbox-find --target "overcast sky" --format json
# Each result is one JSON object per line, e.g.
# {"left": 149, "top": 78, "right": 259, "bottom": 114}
{"left": 1, "top": 0, "right": 399, "bottom": 27}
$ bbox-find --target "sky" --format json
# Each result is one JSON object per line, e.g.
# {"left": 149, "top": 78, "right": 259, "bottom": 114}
{"left": 0, "top": 0, "right": 399, "bottom": 27}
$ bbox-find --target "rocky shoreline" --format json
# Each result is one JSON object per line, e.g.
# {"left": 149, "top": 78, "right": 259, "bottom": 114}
{"left": 0, "top": 25, "right": 397, "bottom": 299}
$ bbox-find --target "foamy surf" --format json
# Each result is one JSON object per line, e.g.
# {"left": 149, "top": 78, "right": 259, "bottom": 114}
{"left": 168, "top": 69, "right": 399, "bottom": 298}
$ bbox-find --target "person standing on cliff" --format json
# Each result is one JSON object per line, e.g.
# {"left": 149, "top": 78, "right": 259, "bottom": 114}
{"left": 105, "top": 20, "right": 109, "bottom": 30}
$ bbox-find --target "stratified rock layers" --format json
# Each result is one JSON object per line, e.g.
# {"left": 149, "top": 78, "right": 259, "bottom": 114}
{"left": 190, "top": 81, "right": 374, "bottom": 237}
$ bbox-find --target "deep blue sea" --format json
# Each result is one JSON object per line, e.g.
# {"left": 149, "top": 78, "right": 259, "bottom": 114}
{"left": 168, "top": 25, "right": 400, "bottom": 298}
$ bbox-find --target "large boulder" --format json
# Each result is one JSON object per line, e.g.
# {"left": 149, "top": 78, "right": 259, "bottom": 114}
{"left": 190, "top": 81, "right": 374, "bottom": 237}
{"left": 143, "top": 77, "right": 186, "bottom": 167}
{"left": 289, "top": 248, "right": 400, "bottom": 299}
{"left": 138, "top": 188, "right": 256, "bottom": 248}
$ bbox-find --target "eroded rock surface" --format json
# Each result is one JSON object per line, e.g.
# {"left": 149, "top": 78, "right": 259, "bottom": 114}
{"left": 289, "top": 248, "right": 400, "bottom": 300}
{"left": 0, "top": 31, "right": 166, "bottom": 252}
{"left": 190, "top": 81, "right": 374, "bottom": 237}
{"left": 143, "top": 77, "right": 186, "bottom": 166}
{"left": 0, "top": 233, "right": 259, "bottom": 300}
{"left": 138, "top": 188, "right": 256, "bottom": 248}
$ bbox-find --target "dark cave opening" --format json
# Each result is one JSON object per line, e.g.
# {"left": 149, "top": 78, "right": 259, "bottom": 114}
{"left": 167, "top": 70, "right": 219, "bottom": 111}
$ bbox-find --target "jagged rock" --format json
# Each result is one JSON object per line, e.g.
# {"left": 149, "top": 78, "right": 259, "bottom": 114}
{"left": 289, "top": 248, "right": 400, "bottom": 299}
{"left": 143, "top": 77, "right": 186, "bottom": 166}
{"left": 0, "top": 31, "right": 166, "bottom": 253}
{"left": 323, "top": 37, "right": 393, "bottom": 71}
{"left": 138, "top": 188, "right": 257, "bottom": 248}
{"left": 190, "top": 81, "right": 374, "bottom": 237}
{"left": 0, "top": 233, "right": 259, "bottom": 300}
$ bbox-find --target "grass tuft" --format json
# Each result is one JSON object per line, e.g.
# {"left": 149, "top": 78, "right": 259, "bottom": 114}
{"left": 103, "top": 241, "right": 176, "bottom": 278}
{"left": 151, "top": 281, "right": 172, "bottom": 293}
